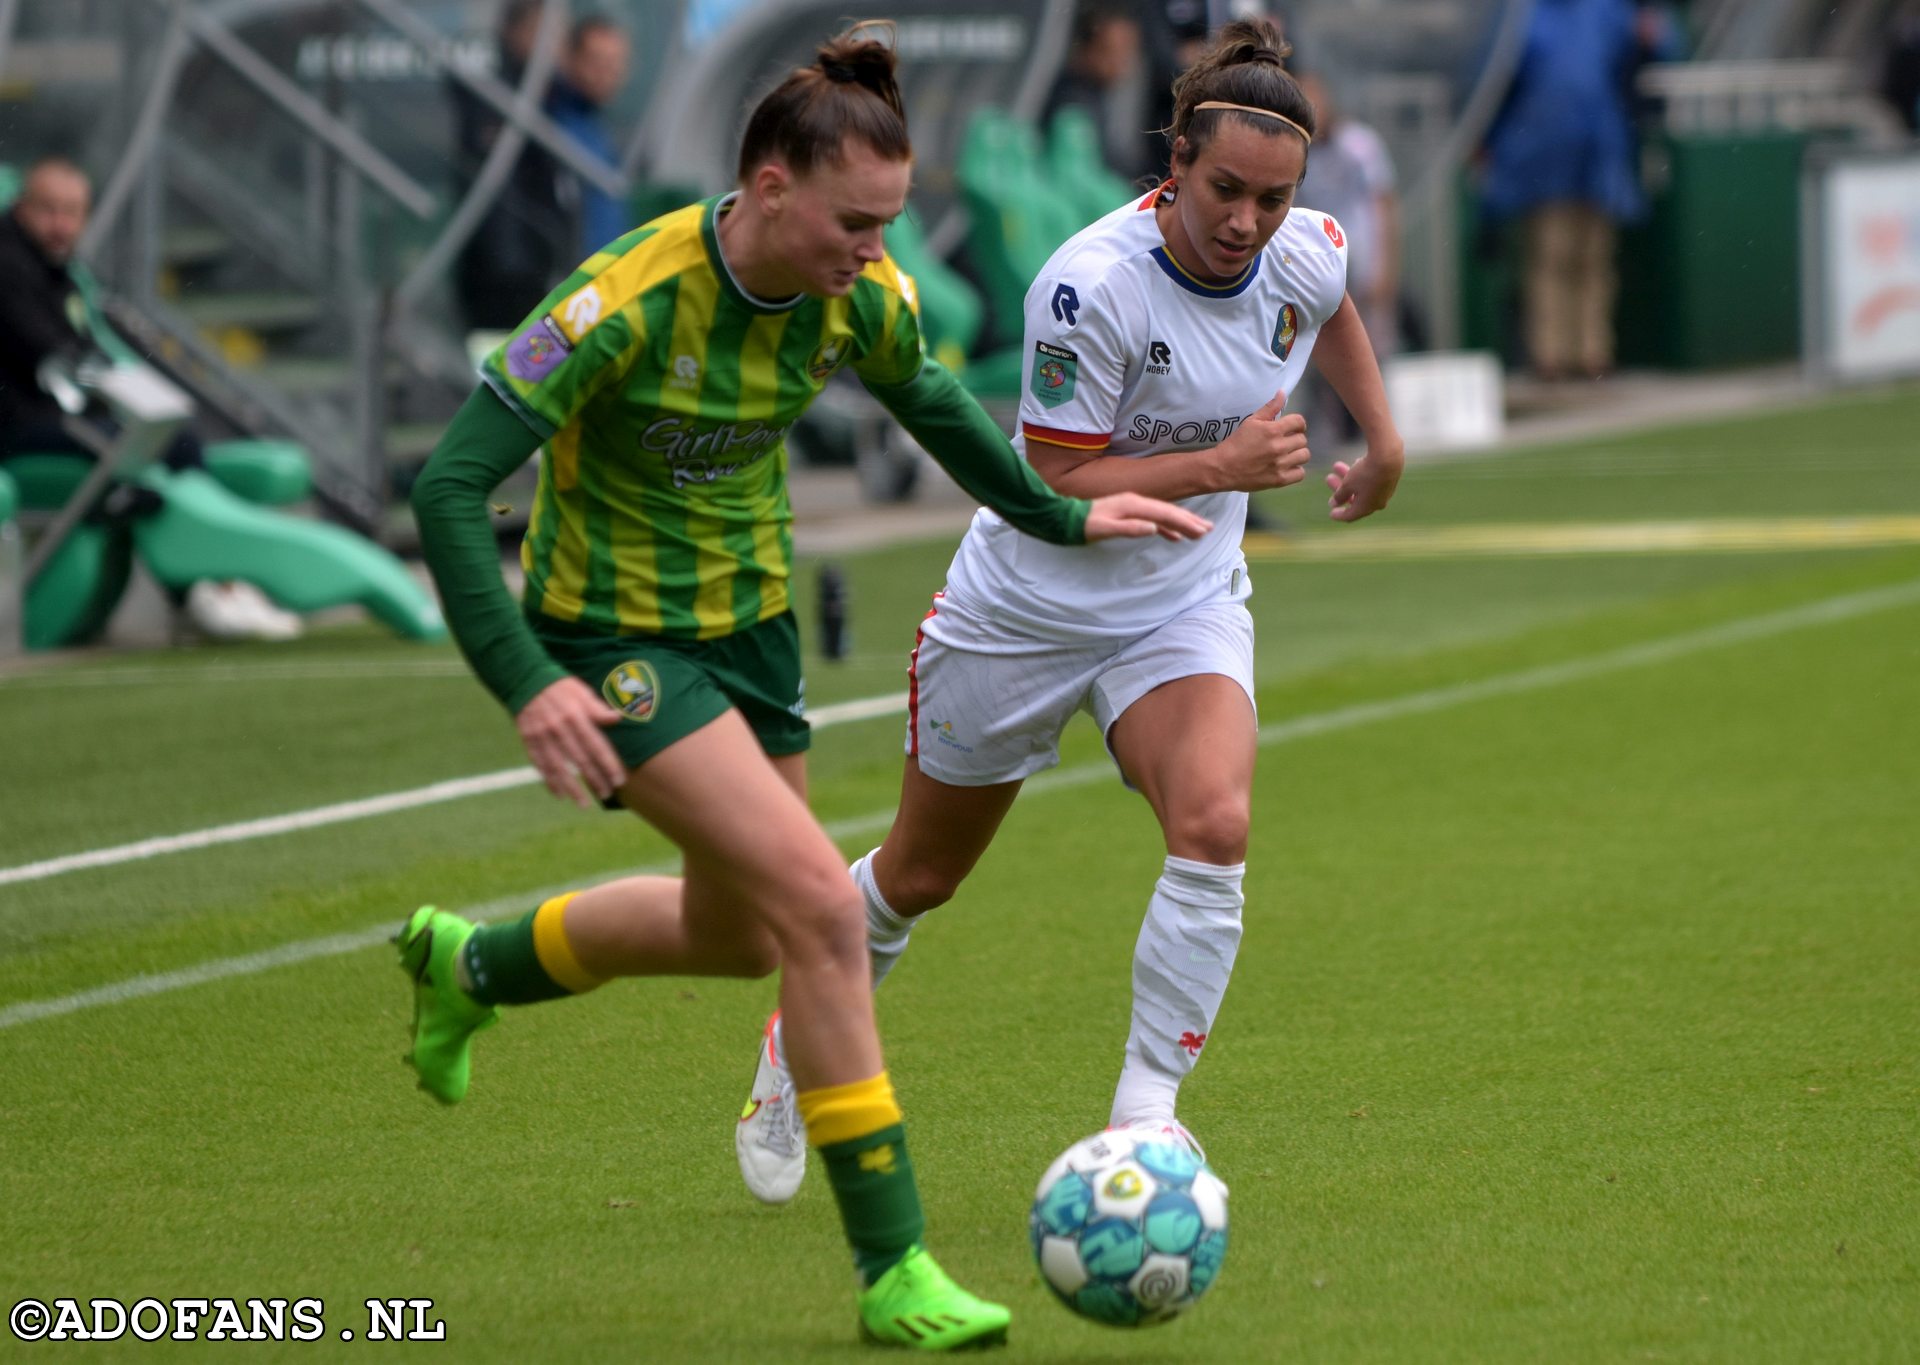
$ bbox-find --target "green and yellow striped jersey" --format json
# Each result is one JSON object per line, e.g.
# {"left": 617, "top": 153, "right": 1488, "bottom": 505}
{"left": 481, "top": 193, "right": 925, "bottom": 639}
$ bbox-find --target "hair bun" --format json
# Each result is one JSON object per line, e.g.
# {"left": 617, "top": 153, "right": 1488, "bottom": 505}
{"left": 821, "top": 58, "right": 858, "bottom": 82}
{"left": 1251, "top": 45, "right": 1283, "bottom": 65}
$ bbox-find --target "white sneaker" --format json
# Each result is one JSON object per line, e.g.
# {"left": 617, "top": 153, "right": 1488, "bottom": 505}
{"left": 735, "top": 1011, "right": 806, "bottom": 1204}
{"left": 185, "top": 580, "right": 302, "bottom": 641}
{"left": 1111, "top": 1116, "right": 1207, "bottom": 1163}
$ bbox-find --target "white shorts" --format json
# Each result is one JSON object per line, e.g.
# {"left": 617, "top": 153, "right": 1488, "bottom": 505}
{"left": 904, "top": 588, "right": 1256, "bottom": 787}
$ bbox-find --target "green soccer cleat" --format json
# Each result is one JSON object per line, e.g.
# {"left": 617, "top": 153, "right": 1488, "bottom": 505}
{"left": 857, "top": 1246, "right": 1010, "bottom": 1352}
{"left": 395, "top": 905, "right": 498, "bottom": 1105}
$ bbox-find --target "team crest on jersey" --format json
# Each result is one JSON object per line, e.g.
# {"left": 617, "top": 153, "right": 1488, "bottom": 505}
{"left": 506, "top": 315, "right": 572, "bottom": 382}
{"left": 1031, "top": 341, "right": 1078, "bottom": 407}
{"left": 807, "top": 336, "right": 853, "bottom": 383}
{"left": 602, "top": 660, "right": 662, "bottom": 722}
{"left": 1271, "top": 303, "right": 1301, "bottom": 362}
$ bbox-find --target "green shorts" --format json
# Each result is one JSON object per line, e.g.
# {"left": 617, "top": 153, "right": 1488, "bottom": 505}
{"left": 529, "top": 610, "right": 811, "bottom": 775}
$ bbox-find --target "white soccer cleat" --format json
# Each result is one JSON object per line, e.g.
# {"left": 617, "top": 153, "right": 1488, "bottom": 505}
{"left": 1110, "top": 1116, "right": 1207, "bottom": 1163}
{"left": 735, "top": 1011, "right": 806, "bottom": 1204}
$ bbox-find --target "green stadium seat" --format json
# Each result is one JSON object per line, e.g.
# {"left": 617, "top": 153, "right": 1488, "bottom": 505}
{"left": 4, "top": 452, "right": 94, "bottom": 511}
{"left": 0, "top": 465, "right": 17, "bottom": 529}
{"left": 955, "top": 109, "right": 1084, "bottom": 348}
{"left": 129, "top": 467, "right": 444, "bottom": 640}
{"left": 884, "top": 213, "right": 983, "bottom": 371}
{"left": 1046, "top": 107, "right": 1140, "bottom": 224}
{"left": 10, "top": 451, "right": 443, "bottom": 647}
{"left": 25, "top": 521, "right": 135, "bottom": 651}
{"left": 202, "top": 438, "right": 312, "bottom": 506}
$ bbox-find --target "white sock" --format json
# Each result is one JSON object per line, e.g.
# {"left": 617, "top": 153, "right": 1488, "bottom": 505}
{"left": 773, "top": 850, "right": 920, "bottom": 1074}
{"left": 1109, "top": 855, "right": 1246, "bottom": 1128}
{"left": 851, "top": 848, "right": 918, "bottom": 989}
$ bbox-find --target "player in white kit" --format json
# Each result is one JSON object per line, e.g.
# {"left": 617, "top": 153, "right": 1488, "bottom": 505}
{"left": 736, "top": 19, "right": 1405, "bottom": 1201}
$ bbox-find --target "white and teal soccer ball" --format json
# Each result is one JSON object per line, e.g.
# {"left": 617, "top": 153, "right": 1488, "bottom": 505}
{"left": 1029, "top": 1128, "right": 1229, "bottom": 1327}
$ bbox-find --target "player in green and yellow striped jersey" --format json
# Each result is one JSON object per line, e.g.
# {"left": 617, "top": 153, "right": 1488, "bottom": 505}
{"left": 397, "top": 22, "right": 1211, "bottom": 1352}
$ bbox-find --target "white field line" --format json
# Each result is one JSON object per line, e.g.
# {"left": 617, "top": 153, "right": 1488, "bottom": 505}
{"left": 1242, "top": 516, "right": 1920, "bottom": 562}
{"left": 0, "top": 691, "right": 908, "bottom": 890}
{"left": 3, "top": 576, "right": 1916, "bottom": 1033}
{"left": 0, "top": 660, "right": 476, "bottom": 689}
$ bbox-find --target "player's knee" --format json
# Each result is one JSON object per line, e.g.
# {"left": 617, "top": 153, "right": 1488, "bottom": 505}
{"left": 1164, "top": 793, "right": 1250, "bottom": 866}
{"left": 764, "top": 863, "right": 867, "bottom": 968}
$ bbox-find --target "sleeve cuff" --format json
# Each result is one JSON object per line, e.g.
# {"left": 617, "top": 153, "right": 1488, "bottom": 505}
{"left": 1022, "top": 422, "right": 1111, "bottom": 452}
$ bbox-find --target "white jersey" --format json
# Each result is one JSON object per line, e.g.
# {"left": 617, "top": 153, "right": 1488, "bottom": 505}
{"left": 944, "top": 185, "right": 1349, "bottom": 641}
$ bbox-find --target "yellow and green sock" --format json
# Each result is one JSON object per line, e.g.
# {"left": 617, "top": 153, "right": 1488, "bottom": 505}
{"left": 461, "top": 893, "right": 605, "bottom": 1005}
{"left": 797, "top": 1071, "right": 925, "bottom": 1286}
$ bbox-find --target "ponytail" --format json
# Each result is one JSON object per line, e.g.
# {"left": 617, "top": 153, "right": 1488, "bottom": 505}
{"left": 737, "top": 21, "right": 911, "bottom": 181}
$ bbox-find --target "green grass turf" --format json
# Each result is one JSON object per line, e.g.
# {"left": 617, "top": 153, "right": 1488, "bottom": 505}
{"left": 0, "top": 387, "right": 1917, "bottom": 1360}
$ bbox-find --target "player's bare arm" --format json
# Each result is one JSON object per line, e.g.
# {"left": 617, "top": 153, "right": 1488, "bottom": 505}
{"left": 1027, "top": 392, "right": 1312, "bottom": 502}
{"left": 1309, "top": 293, "right": 1405, "bottom": 522}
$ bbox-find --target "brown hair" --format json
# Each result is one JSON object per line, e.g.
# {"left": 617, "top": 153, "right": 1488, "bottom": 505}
{"left": 736, "top": 22, "right": 910, "bottom": 182}
{"left": 1166, "top": 19, "right": 1315, "bottom": 170}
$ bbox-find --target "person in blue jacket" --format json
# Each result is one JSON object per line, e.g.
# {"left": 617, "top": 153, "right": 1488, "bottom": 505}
{"left": 546, "top": 14, "right": 631, "bottom": 260}
{"left": 1479, "top": 0, "right": 1648, "bottom": 381}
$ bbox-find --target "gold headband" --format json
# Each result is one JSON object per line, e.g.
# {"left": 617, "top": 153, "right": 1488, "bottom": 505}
{"left": 1193, "top": 100, "right": 1312, "bottom": 146}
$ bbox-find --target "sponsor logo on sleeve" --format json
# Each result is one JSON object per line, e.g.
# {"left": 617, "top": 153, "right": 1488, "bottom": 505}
{"left": 1050, "top": 282, "right": 1081, "bottom": 326}
{"left": 505, "top": 315, "right": 572, "bottom": 382}
{"left": 557, "top": 283, "right": 605, "bottom": 340}
{"left": 1322, "top": 216, "right": 1345, "bottom": 249}
{"left": 1031, "top": 340, "right": 1079, "bottom": 407}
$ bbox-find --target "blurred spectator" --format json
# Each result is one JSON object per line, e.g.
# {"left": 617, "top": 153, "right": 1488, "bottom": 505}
{"left": 1884, "top": 2, "right": 1920, "bottom": 132}
{"left": 0, "top": 158, "right": 299, "bottom": 640}
{"left": 1044, "top": 2, "right": 1155, "bottom": 184}
{"left": 453, "top": 0, "right": 571, "bottom": 330}
{"left": 548, "top": 15, "right": 633, "bottom": 259}
{"left": 1480, "top": 0, "right": 1644, "bottom": 381}
{"left": 1297, "top": 71, "right": 1400, "bottom": 357}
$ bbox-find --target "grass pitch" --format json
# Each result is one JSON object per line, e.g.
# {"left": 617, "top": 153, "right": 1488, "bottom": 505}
{"left": 1, "top": 385, "right": 1917, "bottom": 1361}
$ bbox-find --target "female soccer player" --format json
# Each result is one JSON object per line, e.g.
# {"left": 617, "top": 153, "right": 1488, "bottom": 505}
{"left": 737, "top": 19, "right": 1403, "bottom": 1199}
{"left": 400, "top": 24, "right": 1207, "bottom": 1351}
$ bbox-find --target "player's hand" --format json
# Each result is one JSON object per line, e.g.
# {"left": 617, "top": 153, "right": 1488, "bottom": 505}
{"left": 515, "top": 677, "right": 628, "bottom": 809}
{"left": 1084, "top": 491, "right": 1214, "bottom": 542}
{"left": 1325, "top": 443, "right": 1405, "bottom": 523}
{"left": 1213, "top": 391, "right": 1312, "bottom": 492}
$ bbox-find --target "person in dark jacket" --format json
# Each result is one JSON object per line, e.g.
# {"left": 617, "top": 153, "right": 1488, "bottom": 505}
{"left": 452, "top": 0, "right": 572, "bottom": 330}
{"left": 0, "top": 157, "right": 300, "bottom": 638}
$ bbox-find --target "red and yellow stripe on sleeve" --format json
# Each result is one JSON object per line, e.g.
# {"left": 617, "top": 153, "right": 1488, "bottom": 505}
{"left": 1022, "top": 422, "right": 1110, "bottom": 452}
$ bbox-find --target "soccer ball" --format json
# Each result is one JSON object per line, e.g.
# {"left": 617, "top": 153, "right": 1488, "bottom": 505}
{"left": 1029, "top": 1128, "right": 1229, "bottom": 1327}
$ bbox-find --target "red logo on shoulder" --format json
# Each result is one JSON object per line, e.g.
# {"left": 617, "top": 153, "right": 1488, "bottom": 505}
{"left": 1323, "top": 217, "right": 1345, "bottom": 248}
